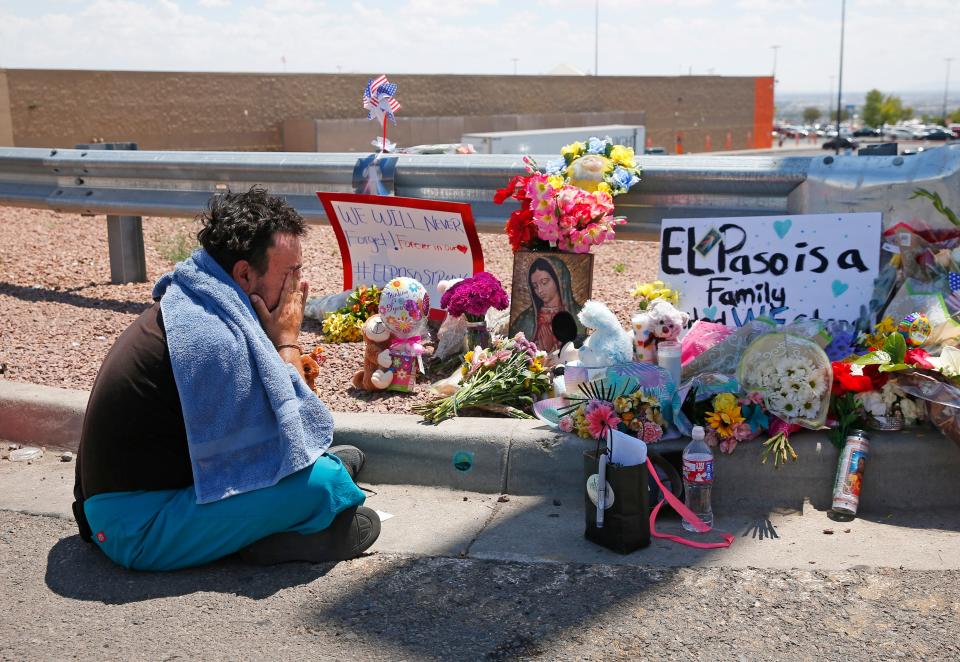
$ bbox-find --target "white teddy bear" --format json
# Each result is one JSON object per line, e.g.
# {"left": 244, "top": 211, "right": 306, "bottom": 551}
{"left": 575, "top": 300, "right": 634, "bottom": 368}
{"left": 631, "top": 299, "right": 689, "bottom": 363}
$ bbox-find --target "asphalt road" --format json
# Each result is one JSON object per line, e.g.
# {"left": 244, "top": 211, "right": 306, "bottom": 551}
{"left": 3, "top": 510, "right": 960, "bottom": 661}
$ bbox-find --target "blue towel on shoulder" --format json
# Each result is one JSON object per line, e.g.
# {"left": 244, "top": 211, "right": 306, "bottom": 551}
{"left": 153, "top": 249, "right": 332, "bottom": 504}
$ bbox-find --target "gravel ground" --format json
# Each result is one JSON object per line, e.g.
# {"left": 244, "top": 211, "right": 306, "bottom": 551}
{"left": 0, "top": 206, "right": 659, "bottom": 414}
{"left": 2, "top": 509, "right": 959, "bottom": 661}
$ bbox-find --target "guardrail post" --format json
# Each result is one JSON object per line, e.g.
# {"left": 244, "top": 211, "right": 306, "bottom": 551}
{"left": 75, "top": 142, "right": 146, "bottom": 283}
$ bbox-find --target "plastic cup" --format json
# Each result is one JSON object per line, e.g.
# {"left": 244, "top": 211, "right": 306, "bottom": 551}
{"left": 657, "top": 340, "right": 682, "bottom": 390}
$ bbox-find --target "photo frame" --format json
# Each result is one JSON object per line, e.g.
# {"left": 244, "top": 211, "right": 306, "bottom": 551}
{"left": 508, "top": 250, "right": 594, "bottom": 354}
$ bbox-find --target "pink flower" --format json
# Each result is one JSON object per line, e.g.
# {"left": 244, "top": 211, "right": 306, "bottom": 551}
{"left": 584, "top": 401, "right": 621, "bottom": 439}
{"left": 642, "top": 421, "right": 663, "bottom": 443}
{"left": 704, "top": 427, "right": 719, "bottom": 447}
{"left": 558, "top": 416, "right": 574, "bottom": 433}
{"left": 746, "top": 391, "right": 765, "bottom": 405}
{"left": 732, "top": 422, "right": 754, "bottom": 442}
{"left": 719, "top": 438, "right": 738, "bottom": 454}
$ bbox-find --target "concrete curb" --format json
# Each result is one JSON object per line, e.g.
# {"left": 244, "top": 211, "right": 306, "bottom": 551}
{"left": 2, "top": 380, "right": 959, "bottom": 512}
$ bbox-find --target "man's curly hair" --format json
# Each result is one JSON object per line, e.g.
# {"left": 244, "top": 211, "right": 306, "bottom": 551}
{"left": 196, "top": 186, "right": 306, "bottom": 274}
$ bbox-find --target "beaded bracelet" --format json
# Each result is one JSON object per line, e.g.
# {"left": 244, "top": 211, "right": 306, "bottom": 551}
{"left": 275, "top": 344, "right": 303, "bottom": 354}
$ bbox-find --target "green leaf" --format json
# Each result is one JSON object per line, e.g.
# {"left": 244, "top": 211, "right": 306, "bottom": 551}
{"left": 882, "top": 332, "right": 907, "bottom": 364}
{"left": 878, "top": 363, "right": 911, "bottom": 373}
{"left": 911, "top": 188, "right": 960, "bottom": 227}
{"left": 853, "top": 351, "right": 890, "bottom": 366}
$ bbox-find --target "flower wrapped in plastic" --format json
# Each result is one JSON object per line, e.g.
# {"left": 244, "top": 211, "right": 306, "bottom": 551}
{"left": 414, "top": 333, "right": 550, "bottom": 423}
{"left": 737, "top": 333, "right": 833, "bottom": 468}
{"left": 533, "top": 362, "right": 674, "bottom": 442}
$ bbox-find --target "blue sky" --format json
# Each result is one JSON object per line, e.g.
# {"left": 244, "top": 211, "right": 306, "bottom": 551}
{"left": 0, "top": 0, "right": 957, "bottom": 94}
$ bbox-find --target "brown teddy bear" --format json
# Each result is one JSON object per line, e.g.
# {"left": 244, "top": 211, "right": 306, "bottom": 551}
{"left": 352, "top": 315, "right": 394, "bottom": 391}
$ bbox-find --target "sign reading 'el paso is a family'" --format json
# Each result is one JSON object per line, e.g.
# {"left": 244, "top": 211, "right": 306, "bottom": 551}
{"left": 318, "top": 193, "right": 484, "bottom": 318}
{"left": 658, "top": 212, "right": 881, "bottom": 326}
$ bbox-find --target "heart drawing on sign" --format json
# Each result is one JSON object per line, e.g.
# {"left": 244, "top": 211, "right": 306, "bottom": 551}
{"left": 702, "top": 306, "right": 717, "bottom": 320}
{"left": 831, "top": 280, "right": 849, "bottom": 297}
{"left": 773, "top": 218, "right": 792, "bottom": 239}
{"left": 455, "top": 245, "right": 468, "bottom": 254}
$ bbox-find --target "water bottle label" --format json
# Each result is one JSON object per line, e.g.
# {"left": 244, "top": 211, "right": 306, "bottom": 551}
{"left": 683, "top": 458, "right": 713, "bottom": 484}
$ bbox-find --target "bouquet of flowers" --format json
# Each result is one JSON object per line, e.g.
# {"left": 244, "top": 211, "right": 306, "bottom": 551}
{"left": 680, "top": 388, "right": 768, "bottom": 454}
{"left": 551, "top": 374, "right": 669, "bottom": 443}
{"left": 439, "top": 272, "right": 509, "bottom": 323}
{"left": 321, "top": 285, "right": 383, "bottom": 343}
{"left": 738, "top": 334, "right": 833, "bottom": 468}
{"left": 856, "top": 381, "right": 925, "bottom": 428}
{"left": 630, "top": 279, "right": 680, "bottom": 310}
{"left": 494, "top": 136, "right": 641, "bottom": 254}
{"left": 414, "top": 333, "right": 550, "bottom": 423}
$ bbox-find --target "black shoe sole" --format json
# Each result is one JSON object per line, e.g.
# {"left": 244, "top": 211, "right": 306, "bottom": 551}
{"left": 327, "top": 445, "right": 366, "bottom": 480}
{"left": 239, "top": 506, "right": 381, "bottom": 565}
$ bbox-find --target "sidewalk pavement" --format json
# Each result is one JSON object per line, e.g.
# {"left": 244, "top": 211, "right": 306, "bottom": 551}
{"left": 3, "top": 380, "right": 959, "bottom": 514}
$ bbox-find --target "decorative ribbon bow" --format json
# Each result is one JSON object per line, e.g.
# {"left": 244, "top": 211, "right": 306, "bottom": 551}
{"left": 363, "top": 75, "right": 401, "bottom": 126}
{"left": 390, "top": 335, "right": 424, "bottom": 356}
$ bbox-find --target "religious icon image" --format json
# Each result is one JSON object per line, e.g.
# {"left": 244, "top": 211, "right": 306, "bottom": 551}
{"left": 508, "top": 252, "right": 594, "bottom": 353}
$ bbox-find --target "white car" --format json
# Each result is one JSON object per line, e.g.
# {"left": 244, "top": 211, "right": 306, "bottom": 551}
{"left": 886, "top": 127, "right": 916, "bottom": 141}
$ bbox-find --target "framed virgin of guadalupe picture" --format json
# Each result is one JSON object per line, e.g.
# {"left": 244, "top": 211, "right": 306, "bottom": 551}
{"left": 507, "top": 251, "right": 594, "bottom": 354}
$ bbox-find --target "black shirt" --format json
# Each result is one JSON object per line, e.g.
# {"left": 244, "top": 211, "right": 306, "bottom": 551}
{"left": 72, "top": 303, "right": 192, "bottom": 540}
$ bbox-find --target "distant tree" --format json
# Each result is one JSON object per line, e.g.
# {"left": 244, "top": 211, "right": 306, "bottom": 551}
{"left": 862, "top": 89, "right": 884, "bottom": 127}
{"left": 879, "top": 95, "right": 911, "bottom": 125}
{"left": 950, "top": 108, "right": 960, "bottom": 123}
{"left": 802, "top": 106, "right": 822, "bottom": 124}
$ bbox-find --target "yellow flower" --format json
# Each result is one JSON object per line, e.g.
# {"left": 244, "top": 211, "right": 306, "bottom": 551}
{"left": 705, "top": 401, "right": 745, "bottom": 439}
{"left": 596, "top": 181, "right": 612, "bottom": 195}
{"left": 713, "top": 393, "right": 738, "bottom": 411}
{"left": 561, "top": 141, "right": 585, "bottom": 161}
{"left": 875, "top": 316, "right": 896, "bottom": 334}
{"left": 610, "top": 145, "right": 636, "bottom": 168}
{"left": 547, "top": 174, "right": 565, "bottom": 189}
{"left": 464, "top": 351, "right": 474, "bottom": 363}
{"left": 530, "top": 358, "right": 544, "bottom": 373}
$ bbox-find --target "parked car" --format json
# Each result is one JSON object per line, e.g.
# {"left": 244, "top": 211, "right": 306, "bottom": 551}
{"left": 853, "top": 126, "right": 881, "bottom": 137}
{"left": 644, "top": 147, "right": 667, "bottom": 155}
{"left": 922, "top": 129, "right": 954, "bottom": 141}
{"left": 886, "top": 127, "right": 917, "bottom": 141}
{"left": 822, "top": 137, "right": 859, "bottom": 150}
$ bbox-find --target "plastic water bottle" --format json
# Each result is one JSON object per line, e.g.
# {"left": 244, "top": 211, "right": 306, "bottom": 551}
{"left": 682, "top": 425, "right": 714, "bottom": 532}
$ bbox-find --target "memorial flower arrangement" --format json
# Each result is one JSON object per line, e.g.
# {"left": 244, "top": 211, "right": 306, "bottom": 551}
{"left": 856, "top": 381, "right": 925, "bottom": 427}
{"left": 322, "top": 285, "right": 383, "bottom": 343}
{"left": 439, "top": 272, "right": 509, "bottom": 323}
{"left": 414, "top": 333, "right": 550, "bottom": 423}
{"left": 680, "top": 389, "right": 768, "bottom": 454}
{"left": 494, "top": 136, "right": 641, "bottom": 253}
{"left": 554, "top": 379, "right": 668, "bottom": 442}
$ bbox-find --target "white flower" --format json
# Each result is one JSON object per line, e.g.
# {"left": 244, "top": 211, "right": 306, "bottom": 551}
{"left": 899, "top": 397, "right": 920, "bottom": 425}
{"left": 856, "top": 392, "right": 887, "bottom": 417}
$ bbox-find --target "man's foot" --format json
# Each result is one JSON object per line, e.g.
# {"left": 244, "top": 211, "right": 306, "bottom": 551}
{"left": 327, "top": 445, "right": 365, "bottom": 480}
{"left": 238, "top": 506, "right": 381, "bottom": 565}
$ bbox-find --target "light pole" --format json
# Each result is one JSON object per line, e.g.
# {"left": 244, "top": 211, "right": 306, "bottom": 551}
{"left": 770, "top": 45, "right": 780, "bottom": 79}
{"left": 943, "top": 58, "right": 954, "bottom": 124}
{"left": 511, "top": 58, "right": 519, "bottom": 75}
{"left": 594, "top": 0, "right": 599, "bottom": 76}
{"left": 835, "top": 0, "right": 846, "bottom": 155}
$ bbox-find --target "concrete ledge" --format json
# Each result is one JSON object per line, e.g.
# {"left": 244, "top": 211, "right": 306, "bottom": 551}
{"left": 2, "top": 380, "right": 958, "bottom": 513}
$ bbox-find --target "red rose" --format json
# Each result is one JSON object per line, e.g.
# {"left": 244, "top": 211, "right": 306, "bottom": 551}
{"left": 831, "top": 361, "right": 889, "bottom": 394}
{"left": 905, "top": 348, "right": 934, "bottom": 369}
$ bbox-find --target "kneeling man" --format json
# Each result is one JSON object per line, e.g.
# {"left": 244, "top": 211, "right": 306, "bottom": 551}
{"left": 73, "top": 187, "right": 379, "bottom": 571}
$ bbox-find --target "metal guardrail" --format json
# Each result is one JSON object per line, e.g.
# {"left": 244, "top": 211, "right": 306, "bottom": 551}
{"left": 1, "top": 144, "right": 958, "bottom": 242}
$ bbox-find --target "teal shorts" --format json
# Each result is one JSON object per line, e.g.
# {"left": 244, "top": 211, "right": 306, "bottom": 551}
{"left": 84, "top": 454, "right": 365, "bottom": 571}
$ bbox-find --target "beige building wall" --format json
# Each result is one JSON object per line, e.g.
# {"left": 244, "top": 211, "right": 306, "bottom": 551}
{"left": 4, "top": 70, "right": 771, "bottom": 153}
{"left": 0, "top": 70, "right": 14, "bottom": 147}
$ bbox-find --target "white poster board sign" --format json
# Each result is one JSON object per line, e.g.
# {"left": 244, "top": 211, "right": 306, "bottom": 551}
{"left": 658, "top": 212, "right": 881, "bottom": 326}
{"left": 318, "top": 193, "right": 484, "bottom": 319}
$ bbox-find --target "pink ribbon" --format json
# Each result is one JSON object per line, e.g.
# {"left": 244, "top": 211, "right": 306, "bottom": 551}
{"left": 390, "top": 335, "right": 424, "bottom": 355}
{"left": 647, "top": 457, "right": 735, "bottom": 550}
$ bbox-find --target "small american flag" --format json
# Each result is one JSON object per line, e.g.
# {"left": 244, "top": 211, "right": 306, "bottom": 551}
{"left": 363, "top": 75, "right": 401, "bottom": 125}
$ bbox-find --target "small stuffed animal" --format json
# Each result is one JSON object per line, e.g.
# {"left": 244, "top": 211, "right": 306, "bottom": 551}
{"left": 352, "top": 315, "right": 394, "bottom": 391}
{"left": 576, "top": 300, "right": 633, "bottom": 367}
{"left": 632, "top": 299, "right": 690, "bottom": 363}
{"left": 301, "top": 347, "right": 326, "bottom": 395}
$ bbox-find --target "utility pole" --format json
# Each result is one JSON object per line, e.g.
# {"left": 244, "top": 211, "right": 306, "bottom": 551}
{"left": 771, "top": 45, "right": 780, "bottom": 79}
{"left": 594, "top": 0, "right": 599, "bottom": 76}
{"left": 511, "top": 58, "right": 519, "bottom": 76}
{"left": 943, "top": 58, "right": 954, "bottom": 124}
{"left": 835, "top": 0, "right": 846, "bottom": 155}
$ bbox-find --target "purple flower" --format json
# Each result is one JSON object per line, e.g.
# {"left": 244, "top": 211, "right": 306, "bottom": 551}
{"left": 440, "top": 272, "right": 509, "bottom": 318}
